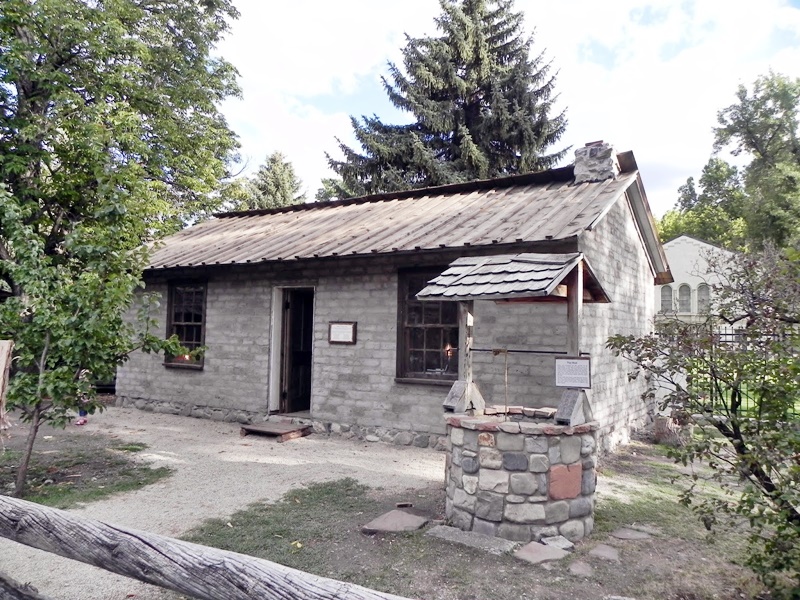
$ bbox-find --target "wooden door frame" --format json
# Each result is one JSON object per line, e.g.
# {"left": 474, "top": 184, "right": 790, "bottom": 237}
{"left": 268, "top": 286, "right": 315, "bottom": 415}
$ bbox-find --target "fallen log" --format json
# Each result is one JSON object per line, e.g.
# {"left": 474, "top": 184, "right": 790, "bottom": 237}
{"left": 0, "top": 496, "right": 414, "bottom": 600}
{"left": 0, "top": 569, "right": 52, "bottom": 600}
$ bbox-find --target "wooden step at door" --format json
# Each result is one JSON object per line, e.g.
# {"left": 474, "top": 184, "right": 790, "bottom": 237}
{"left": 240, "top": 422, "right": 312, "bottom": 443}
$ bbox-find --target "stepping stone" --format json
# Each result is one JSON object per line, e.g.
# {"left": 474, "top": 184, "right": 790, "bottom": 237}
{"left": 610, "top": 527, "right": 652, "bottom": 540}
{"left": 426, "top": 525, "right": 519, "bottom": 556}
{"left": 541, "top": 535, "right": 575, "bottom": 551}
{"left": 627, "top": 524, "right": 662, "bottom": 536}
{"left": 361, "top": 510, "right": 428, "bottom": 534}
{"left": 589, "top": 543, "right": 620, "bottom": 562}
{"left": 514, "top": 542, "right": 570, "bottom": 565}
{"left": 569, "top": 560, "right": 593, "bottom": 577}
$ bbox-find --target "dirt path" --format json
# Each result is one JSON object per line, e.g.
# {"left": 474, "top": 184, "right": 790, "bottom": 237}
{"left": 0, "top": 407, "right": 445, "bottom": 600}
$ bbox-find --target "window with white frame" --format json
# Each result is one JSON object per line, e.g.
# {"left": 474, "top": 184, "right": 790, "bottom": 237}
{"left": 697, "top": 284, "right": 710, "bottom": 313}
{"left": 678, "top": 284, "right": 691, "bottom": 313}
{"left": 660, "top": 285, "right": 673, "bottom": 313}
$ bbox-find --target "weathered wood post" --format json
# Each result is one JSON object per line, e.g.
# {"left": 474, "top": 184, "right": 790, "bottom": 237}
{"left": 0, "top": 339, "right": 13, "bottom": 433}
{"left": 457, "top": 301, "right": 474, "bottom": 391}
{"left": 0, "top": 340, "right": 38, "bottom": 600}
{"left": 566, "top": 263, "right": 584, "bottom": 356}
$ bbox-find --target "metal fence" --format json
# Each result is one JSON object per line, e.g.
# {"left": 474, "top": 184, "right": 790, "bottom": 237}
{"left": 688, "top": 326, "right": 799, "bottom": 419}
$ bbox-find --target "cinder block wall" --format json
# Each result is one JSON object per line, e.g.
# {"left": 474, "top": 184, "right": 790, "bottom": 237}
{"left": 311, "top": 270, "right": 572, "bottom": 433}
{"left": 579, "top": 194, "right": 656, "bottom": 449}
{"left": 118, "top": 203, "right": 656, "bottom": 447}
{"left": 311, "top": 269, "right": 448, "bottom": 434}
{"left": 117, "top": 274, "right": 274, "bottom": 420}
{"left": 471, "top": 302, "right": 567, "bottom": 407}
{"left": 118, "top": 264, "right": 456, "bottom": 433}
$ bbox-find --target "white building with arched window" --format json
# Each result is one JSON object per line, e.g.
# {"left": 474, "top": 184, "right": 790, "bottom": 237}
{"left": 655, "top": 235, "right": 733, "bottom": 321}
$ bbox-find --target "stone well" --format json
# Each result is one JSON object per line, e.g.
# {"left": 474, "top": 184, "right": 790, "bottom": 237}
{"left": 444, "top": 409, "right": 598, "bottom": 543}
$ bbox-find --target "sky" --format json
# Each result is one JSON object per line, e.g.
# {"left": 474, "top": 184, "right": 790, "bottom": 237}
{"left": 216, "top": 0, "right": 800, "bottom": 217}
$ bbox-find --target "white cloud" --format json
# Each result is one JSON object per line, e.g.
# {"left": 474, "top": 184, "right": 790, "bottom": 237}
{"left": 218, "top": 0, "right": 800, "bottom": 214}
{"left": 217, "top": 0, "right": 441, "bottom": 196}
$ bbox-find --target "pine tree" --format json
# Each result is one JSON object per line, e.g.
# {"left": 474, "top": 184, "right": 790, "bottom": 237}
{"left": 244, "top": 152, "right": 306, "bottom": 210}
{"left": 328, "top": 0, "right": 568, "bottom": 197}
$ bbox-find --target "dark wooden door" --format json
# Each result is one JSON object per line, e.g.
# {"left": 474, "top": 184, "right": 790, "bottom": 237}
{"left": 280, "top": 288, "right": 314, "bottom": 413}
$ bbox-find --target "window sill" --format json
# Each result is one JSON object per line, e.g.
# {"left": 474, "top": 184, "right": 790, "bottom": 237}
{"left": 163, "top": 362, "right": 204, "bottom": 371}
{"left": 395, "top": 377, "right": 455, "bottom": 387}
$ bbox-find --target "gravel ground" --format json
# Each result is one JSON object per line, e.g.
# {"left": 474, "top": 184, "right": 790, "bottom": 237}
{"left": 0, "top": 407, "right": 445, "bottom": 599}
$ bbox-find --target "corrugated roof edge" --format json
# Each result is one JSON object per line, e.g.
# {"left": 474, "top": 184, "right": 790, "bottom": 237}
{"left": 213, "top": 161, "right": 591, "bottom": 220}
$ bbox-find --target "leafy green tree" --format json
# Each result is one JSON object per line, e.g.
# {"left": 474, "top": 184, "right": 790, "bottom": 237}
{"left": 713, "top": 72, "right": 800, "bottom": 248}
{"left": 659, "top": 73, "right": 800, "bottom": 250}
{"left": 715, "top": 72, "right": 800, "bottom": 181}
{"left": 328, "top": 0, "right": 568, "bottom": 196}
{"left": 658, "top": 158, "right": 748, "bottom": 249}
{"left": 0, "top": 190, "right": 189, "bottom": 496}
{"left": 608, "top": 247, "right": 800, "bottom": 595}
{"left": 658, "top": 205, "right": 747, "bottom": 249}
{"left": 0, "top": 0, "right": 240, "bottom": 495}
{"left": 218, "top": 176, "right": 261, "bottom": 211}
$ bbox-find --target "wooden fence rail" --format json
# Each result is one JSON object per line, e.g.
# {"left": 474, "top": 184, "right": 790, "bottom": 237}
{"left": 0, "top": 496, "right": 414, "bottom": 600}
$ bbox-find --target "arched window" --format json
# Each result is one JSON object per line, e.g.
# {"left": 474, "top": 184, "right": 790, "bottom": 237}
{"left": 678, "top": 285, "right": 691, "bottom": 313}
{"left": 697, "top": 284, "right": 710, "bottom": 312}
{"left": 660, "top": 285, "right": 673, "bottom": 313}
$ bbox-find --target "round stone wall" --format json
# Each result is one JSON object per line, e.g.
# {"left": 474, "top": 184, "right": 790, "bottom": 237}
{"left": 444, "top": 414, "right": 598, "bottom": 543}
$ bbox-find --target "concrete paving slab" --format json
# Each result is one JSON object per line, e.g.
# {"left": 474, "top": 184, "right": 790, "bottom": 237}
{"left": 426, "top": 525, "right": 519, "bottom": 555}
{"left": 541, "top": 535, "right": 575, "bottom": 551}
{"left": 610, "top": 527, "right": 652, "bottom": 540}
{"left": 514, "top": 542, "right": 570, "bottom": 564}
{"left": 589, "top": 543, "right": 620, "bottom": 562}
{"left": 361, "top": 509, "right": 429, "bottom": 534}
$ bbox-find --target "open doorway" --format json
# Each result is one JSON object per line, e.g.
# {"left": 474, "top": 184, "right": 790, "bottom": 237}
{"left": 278, "top": 288, "right": 314, "bottom": 414}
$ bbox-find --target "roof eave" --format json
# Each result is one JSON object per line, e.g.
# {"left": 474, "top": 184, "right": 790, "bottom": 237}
{"left": 620, "top": 159, "right": 673, "bottom": 284}
{"left": 143, "top": 237, "right": 581, "bottom": 275}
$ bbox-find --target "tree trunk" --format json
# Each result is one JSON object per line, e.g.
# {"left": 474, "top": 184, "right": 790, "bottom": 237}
{"left": 0, "top": 496, "right": 415, "bottom": 600}
{"left": 13, "top": 407, "right": 41, "bottom": 498}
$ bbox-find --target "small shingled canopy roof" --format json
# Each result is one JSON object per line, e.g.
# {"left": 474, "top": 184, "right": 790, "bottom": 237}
{"left": 415, "top": 253, "right": 610, "bottom": 303}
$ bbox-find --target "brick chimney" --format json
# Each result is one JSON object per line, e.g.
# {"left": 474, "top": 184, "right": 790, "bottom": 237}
{"left": 573, "top": 141, "right": 619, "bottom": 184}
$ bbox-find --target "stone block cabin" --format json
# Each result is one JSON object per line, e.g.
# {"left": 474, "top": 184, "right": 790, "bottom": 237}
{"left": 117, "top": 143, "right": 672, "bottom": 450}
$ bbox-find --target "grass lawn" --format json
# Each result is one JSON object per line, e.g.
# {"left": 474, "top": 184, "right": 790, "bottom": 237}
{"left": 180, "top": 441, "right": 765, "bottom": 600}
{"left": 0, "top": 434, "right": 171, "bottom": 508}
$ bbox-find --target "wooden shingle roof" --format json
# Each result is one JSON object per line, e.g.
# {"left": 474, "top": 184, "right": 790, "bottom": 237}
{"left": 416, "top": 253, "right": 610, "bottom": 302}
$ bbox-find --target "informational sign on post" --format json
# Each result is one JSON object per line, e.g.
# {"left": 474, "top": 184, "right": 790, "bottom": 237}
{"left": 554, "top": 356, "right": 591, "bottom": 389}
